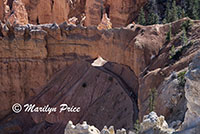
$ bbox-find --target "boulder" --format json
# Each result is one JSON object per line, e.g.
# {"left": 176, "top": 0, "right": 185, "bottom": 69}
{"left": 65, "top": 121, "right": 100, "bottom": 134}
{"left": 181, "top": 52, "right": 200, "bottom": 133}
{"left": 140, "top": 112, "right": 174, "bottom": 134}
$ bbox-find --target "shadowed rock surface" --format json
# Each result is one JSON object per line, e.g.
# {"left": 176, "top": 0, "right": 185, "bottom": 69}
{"left": 0, "top": 60, "right": 138, "bottom": 133}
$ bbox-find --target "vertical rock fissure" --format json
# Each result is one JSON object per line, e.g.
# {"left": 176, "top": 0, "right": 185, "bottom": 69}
{"left": 51, "top": 0, "right": 55, "bottom": 12}
{"left": 104, "top": 4, "right": 110, "bottom": 18}
{"left": 6, "top": 0, "right": 14, "bottom": 10}
{"left": 36, "top": 16, "right": 40, "bottom": 25}
{"left": 44, "top": 35, "right": 49, "bottom": 58}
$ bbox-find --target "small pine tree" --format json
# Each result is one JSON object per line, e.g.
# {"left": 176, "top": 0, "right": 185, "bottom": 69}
{"left": 171, "top": 0, "right": 178, "bottom": 22}
{"left": 188, "top": 0, "right": 199, "bottom": 20}
{"left": 154, "top": 13, "right": 160, "bottom": 24}
{"left": 166, "top": 25, "right": 172, "bottom": 42}
{"left": 147, "top": 12, "right": 160, "bottom": 25}
{"left": 149, "top": 88, "right": 156, "bottom": 112}
{"left": 181, "top": 27, "right": 188, "bottom": 46}
{"left": 163, "top": 0, "right": 172, "bottom": 23}
{"left": 192, "top": 0, "right": 199, "bottom": 20}
{"left": 134, "top": 120, "right": 140, "bottom": 134}
{"left": 181, "top": 8, "right": 186, "bottom": 18}
{"left": 181, "top": 19, "right": 192, "bottom": 32}
{"left": 138, "top": 8, "right": 146, "bottom": 25}
{"left": 177, "top": 6, "right": 183, "bottom": 19}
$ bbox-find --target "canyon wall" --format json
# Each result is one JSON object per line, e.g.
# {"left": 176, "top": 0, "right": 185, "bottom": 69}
{"left": 0, "top": 17, "right": 200, "bottom": 133}
{"left": 0, "top": 21, "right": 165, "bottom": 133}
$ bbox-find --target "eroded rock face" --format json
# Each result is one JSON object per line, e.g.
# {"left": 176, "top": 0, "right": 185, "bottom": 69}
{"left": 106, "top": 0, "right": 146, "bottom": 27}
{"left": 5, "top": 0, "right": 28, "bottom": 25}
{"left": 85, "top": 0, "right": 147, "bottom": 27}
{"left": 21, "top": 0, "right": 70, "bottom": 24}
{"left": 1, "top": 0, "right": 147, "bottom": 27}
{"left": 0, "top": 60, "right": 138, "bottom": 133}
{"left": 97, "top": 13, "right": 112, "bottom": 30}
{"left": 0, "top": 21, "right": 165, "bottom": 123}
{"left": 154, "top": 70, "right": 187, "bottom": 124}
{"left": 182, "top": 52, "right": 200, "bottom": 134}
{"left": 0, "top": 18, "right": 199, "bottom": 134}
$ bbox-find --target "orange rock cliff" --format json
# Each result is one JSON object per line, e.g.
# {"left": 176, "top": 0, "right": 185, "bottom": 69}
{"left": 0, "top": 0, "right": 200, "bottom": 134}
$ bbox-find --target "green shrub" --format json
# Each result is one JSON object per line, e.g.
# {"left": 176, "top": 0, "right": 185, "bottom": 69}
{"left": 177, "top": 71, "right": 187, "bottom": 88}
{"left": 134, "top": 120, "right": 140, "bottom": 134}
{"left": 169, "top": 45, "right": 176, "bottom": 59}
{"left": 181, "top": 19, "right": 193, "bottom": 32}
{"left": 181, "top": 27, "right": 188, "bottom": 46}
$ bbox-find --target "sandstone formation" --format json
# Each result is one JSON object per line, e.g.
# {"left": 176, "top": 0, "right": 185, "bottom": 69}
{"left": 5, "top": 0, "right": 28, "bottom": 25}
{"left": 105, "top": 0, "right": 147, "bottom": 27}
{"left": 21, "top": 0, "right": 70, "bottom": 24}
{"left": 181, "top": 52, "right": 200, "bottom": 134}
{"left": 0, "top": 0, "right": 147, "bottom": 27}
{"left": 0, "top": 17, "right": 199, "bottom": 134}
{"left": 85, "top": 0, "right": 147, "bottom": 27}
{"left": 97, "top": 13, "right": 112, "bottom": 30}
{"left": 0, "top": 20, "right": 168, "bottom": 123}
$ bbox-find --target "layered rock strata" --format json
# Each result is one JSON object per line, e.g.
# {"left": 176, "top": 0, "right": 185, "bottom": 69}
{"left": 0, "top": 18, "right": 200, "bottom": 134}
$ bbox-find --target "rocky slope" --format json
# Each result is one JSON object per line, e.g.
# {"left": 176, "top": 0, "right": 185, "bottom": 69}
{"left": 181, "top": 52, "right": 200, "bottom": 134}
{"left": 138, "top": 18, "right": 200, "bottom": 122}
